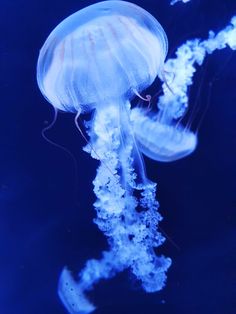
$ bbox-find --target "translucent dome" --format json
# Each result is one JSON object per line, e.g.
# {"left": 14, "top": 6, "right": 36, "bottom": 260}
{"left": 37, "top": 0, "right": 168, "bottom": 113}
{"left": 131, "top": 108, "right": 197, "bottom": 162}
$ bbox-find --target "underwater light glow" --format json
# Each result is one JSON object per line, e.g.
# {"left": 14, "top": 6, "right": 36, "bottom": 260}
{"left": 36, "top": 1, "right": 236, "bottom": 313}
{"left": 170, "top": 0, "right": 191, "bottom": 5}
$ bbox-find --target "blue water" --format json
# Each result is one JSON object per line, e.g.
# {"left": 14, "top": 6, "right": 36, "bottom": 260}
{"left": 1, "top": 1, "right": 236, "bottom": 314}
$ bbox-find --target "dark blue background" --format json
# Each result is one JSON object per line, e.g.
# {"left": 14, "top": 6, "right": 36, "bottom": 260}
{"left": 1, "top": 0, "right": 236, "bottom": 313}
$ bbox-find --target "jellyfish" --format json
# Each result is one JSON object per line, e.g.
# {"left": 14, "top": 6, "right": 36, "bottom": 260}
{"left": 37, "top": 1, "right": 173, "bottom": 312}
{"left": 131, "top": 15, "right": 236, "bottom": 163}
{"left": 131, "top": 106, "right": 197, "bottom": 162}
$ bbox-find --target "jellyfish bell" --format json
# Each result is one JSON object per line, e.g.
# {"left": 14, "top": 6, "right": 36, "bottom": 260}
{"left": 131, "top": 107, "right": 197, "bottom": 162}
{"left": 37, "top": 0, "right": 169, "bottom": 183}
{"left": 36, "top": 0, "right": 168, "bottom": 114}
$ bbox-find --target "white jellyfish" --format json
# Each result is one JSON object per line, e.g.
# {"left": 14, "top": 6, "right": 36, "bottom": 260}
{"left": 36, "top": 0, "right": 236, "bottom": 312}
{"left": 131, "top": 106, "right": 197, "bottom": 162}
{"left": 37, "top": 1, "right": 171, "bottom": 313}
{"left": 131, "top": 15, "right": 236, "bottom": 163}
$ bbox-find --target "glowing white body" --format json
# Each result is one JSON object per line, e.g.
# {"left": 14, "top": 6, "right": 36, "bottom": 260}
{"left": 131, "top": 108, "right": 197, "bottom": 162}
